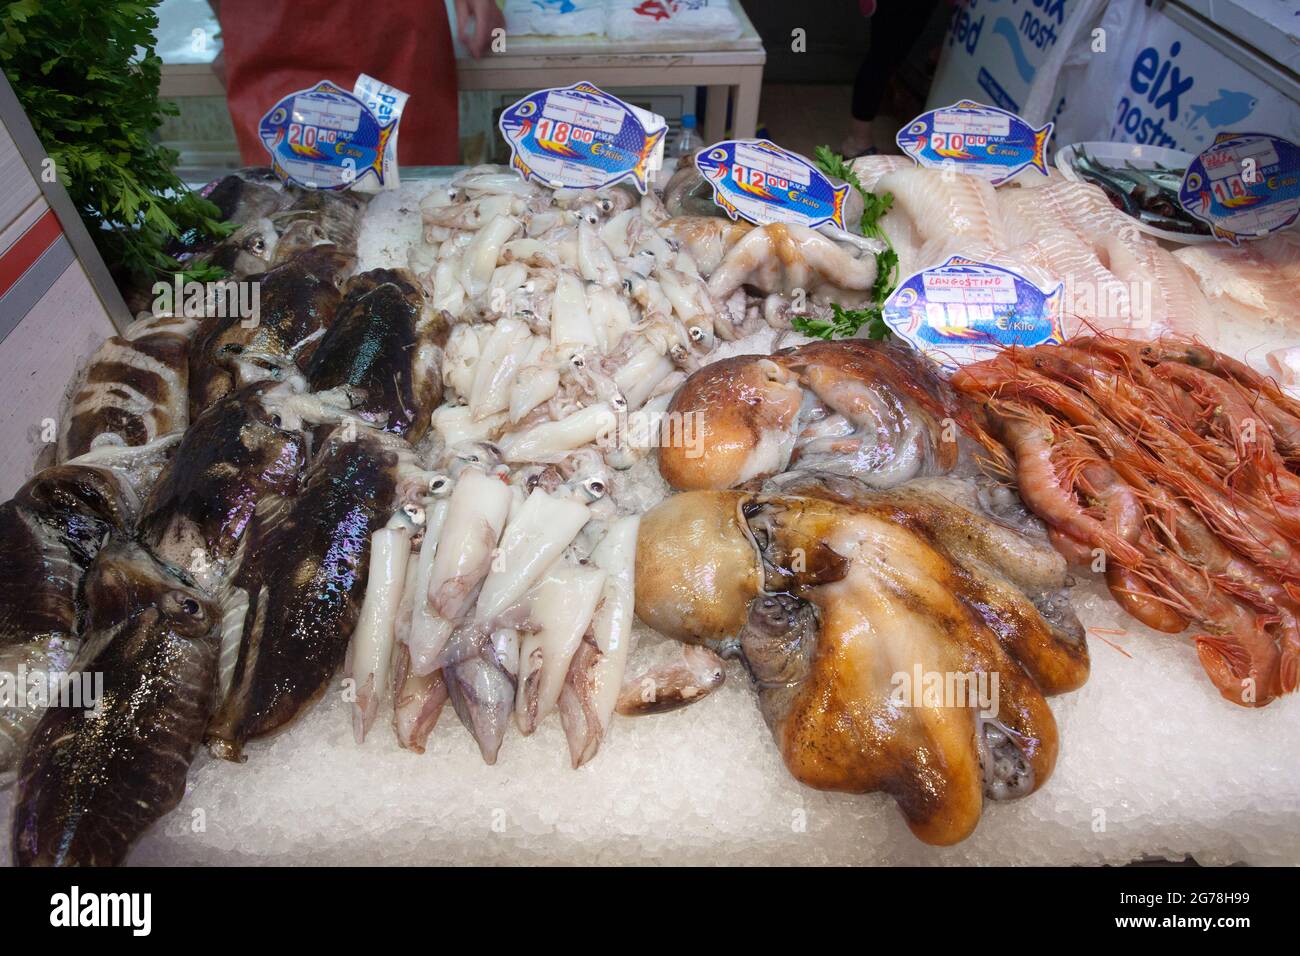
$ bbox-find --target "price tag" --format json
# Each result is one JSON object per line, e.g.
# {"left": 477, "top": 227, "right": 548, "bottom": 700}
{"left": 499, "top": 82, "right": 667, "bottom": 193}
{"left": 1179, "top": 133, "right": 1300, "bottom": 244}
{"left": 882, "top": 256, "right": 1064, "bottom": 368}
{"left": 258, "top": 75, "right": 407, "bottom": 191}
{"left": 694, "top": 139, "right": 852, "bottom": 230}
{"left": 897, "top": 100, "right": 1052, "bottom": 186}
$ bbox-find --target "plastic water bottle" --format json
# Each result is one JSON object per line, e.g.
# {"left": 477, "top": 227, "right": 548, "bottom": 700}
{"left": 675, "top": 114, "right": 702, "bottom": 159}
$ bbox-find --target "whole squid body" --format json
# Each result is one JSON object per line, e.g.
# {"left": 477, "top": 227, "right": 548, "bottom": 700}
{"left": 305, "top": 268, "right": 446, "bottom": 442}
{"left": 634, "top": 484, "right": 1088, "bottom": 846}
{"left": 137, "top": 382, "right": 307, "bottom": 590}
{"left": 11, "top": 541, "right": 220, "bottom": 866}
{"left": 189, "top": 245, "right": 354, "bottom": 417}
{"left": 58, "top": 312, "right": 197, "bottom": 463}
{"left": 206, "top": 429, "right": 407, "bottom": 760}
{"left": 0, "top": 466, "right": 138, "bottom": 777}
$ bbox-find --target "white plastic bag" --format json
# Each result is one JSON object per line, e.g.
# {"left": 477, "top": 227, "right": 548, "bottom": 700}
{"left": 505, "top": 0, "right": 605, "bottom": 37}
{"left": 605, "top": 0, "right": 743, "bottom": 43}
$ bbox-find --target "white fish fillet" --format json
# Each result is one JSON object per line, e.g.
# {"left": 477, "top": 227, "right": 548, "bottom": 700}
{"left": 1175, "top": 231, "right": 1300, "bottom": 326}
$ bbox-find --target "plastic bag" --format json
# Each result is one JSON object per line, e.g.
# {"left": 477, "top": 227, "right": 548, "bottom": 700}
{"left": 505, "top": 0, "right": 605, "bottom": 37}
{"left": 605, "top": 0, "right": 743, "bottom": 43}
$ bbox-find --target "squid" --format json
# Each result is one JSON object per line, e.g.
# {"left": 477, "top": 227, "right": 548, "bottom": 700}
{"left": 634, "top": 484, "right": 1089, "bottom": 845}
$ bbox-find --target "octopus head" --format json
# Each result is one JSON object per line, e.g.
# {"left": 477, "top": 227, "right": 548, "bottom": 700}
{"left": 658, "top": 356, "right": 803, "bottom": 491}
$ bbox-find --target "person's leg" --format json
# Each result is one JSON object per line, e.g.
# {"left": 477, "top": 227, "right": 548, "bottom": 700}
{"left": 843, "top": 0, "right": 942, "bottom": 157}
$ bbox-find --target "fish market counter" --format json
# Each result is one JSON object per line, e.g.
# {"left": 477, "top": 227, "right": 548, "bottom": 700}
{"left": 4, "top": 167, "right": 1299, "bottom": 866}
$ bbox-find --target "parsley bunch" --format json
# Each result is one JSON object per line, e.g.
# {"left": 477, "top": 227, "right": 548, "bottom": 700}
{"left": 794, "top": 147, "right": 900, "bottom": 340}
{"left": 0, "top": 0, "right": 230, "bottom": 288}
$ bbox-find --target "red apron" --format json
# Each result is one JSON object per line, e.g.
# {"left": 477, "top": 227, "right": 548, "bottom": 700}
{"left": 218, "top": 1, "right": 459, "bottom": 166}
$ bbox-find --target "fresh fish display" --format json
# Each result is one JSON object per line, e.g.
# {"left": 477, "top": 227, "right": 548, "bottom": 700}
{"left": 58, "top": 313, "right": 196, "bottom": 462}
{"left": 0, "top": 466, "right": 136, "bottom": 777}
{"left": 138, "top": 383, "right": 307, "bottom": 589}
{"left": 11, "top": 541, "right": 219, "bottom": 866}
{"left": 6, "top": 120, "right": 1299, "bottom": 868}
{"left": 1069, "top": 145, "right": 1210, "bottom": 236}
{"left": 305, "top": 268, "right": 444, "bottom": 441}
{"left": 188, "top": 245, "right": 353, "bottom": 417}
{"left": 206, "top": 430, "right": 403, "bottom": 761}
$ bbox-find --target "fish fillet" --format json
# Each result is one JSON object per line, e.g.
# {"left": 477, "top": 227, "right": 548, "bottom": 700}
{"left": 1175, "top": 231, "right": 1300, "bottom": 327}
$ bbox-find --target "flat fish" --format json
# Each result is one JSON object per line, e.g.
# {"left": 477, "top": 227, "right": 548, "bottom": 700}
{"left": 188, "top": 245, "right": 353, "bottom": 418}
{"left": 58, "top": 313, "right": 196, "bottom": 463}
{"left": 306, "top": 268, "right": 444, "bottom": 442}
{"left": 0, "top": 466, "right": 137, "bottom": 776}
{"left": 11, "top": 540, "right": 219, "bottom": 866}
{"left": 138, "top": 382, "right": 306, "bottom": 588}
{"left": 206, "top": 430, "right": 401, "bottom": 761}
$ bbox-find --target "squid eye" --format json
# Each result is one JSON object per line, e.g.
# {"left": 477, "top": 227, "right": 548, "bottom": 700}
{"left": 688, "top": 327, "right": 705, "bottom": 342}
{"left": 182, "top": 598, "right": 200, "bottom": 615}
{"left": 251, "top": 237, "right": 267, "bottom": 255}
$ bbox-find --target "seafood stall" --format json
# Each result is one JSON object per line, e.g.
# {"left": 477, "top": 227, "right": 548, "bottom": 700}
{"left": 1, "top": 2, "right": 1299, "bottom": 873}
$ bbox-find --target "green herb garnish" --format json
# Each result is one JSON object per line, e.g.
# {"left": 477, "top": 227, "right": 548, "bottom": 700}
{"left": 792, "top": 303, "right": 890, "bottom": 341}
{"left": 1, "top": 0, "right": 231, "bottom": 289}
{"left": 802, "top": 147, "right": 901, "bottom": 339}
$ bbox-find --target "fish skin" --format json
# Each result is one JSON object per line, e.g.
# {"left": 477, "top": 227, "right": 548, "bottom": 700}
{"left": 138, "top": 382, "right": 307, "bottom": 584}
{"left": 188, "top": 245, "right": 353, "bottom": 418}
{"left": 305, "top": 268, "right": 443, "bottom": 442}
{"left": 205, "top": 431, "right": 400, "bottom": 760}
{"left": 11, "top": 540, "right": 220, "bottom": 867}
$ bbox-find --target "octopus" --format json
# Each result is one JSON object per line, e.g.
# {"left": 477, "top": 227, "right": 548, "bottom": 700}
{"left": 659, "top": 338, "right": 973, "bottom": 492}
{"left": 634, "top": 480, "right": 1087, "bottom": 845}
{"left": 637, "top": 337, "right": 1088, "bottom": 844}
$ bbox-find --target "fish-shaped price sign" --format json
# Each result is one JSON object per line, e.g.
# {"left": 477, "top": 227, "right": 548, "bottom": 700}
{"left": 694, "top": 139, "right": 853, "bottom": 230}
{"left": 882, "top": 256, "right": 1064, "bottom": 369}
{"left": 1178, "top": 133, "right": 1300, "bottom": 244}
{"left": 897, "top": 100, "right": 1052, "bottom": 187}
{"left": 499, "top": 82, "right": 667, "bottom": 193}
{"left": 258, "top": 76, "right": 407, "bottom": 191}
